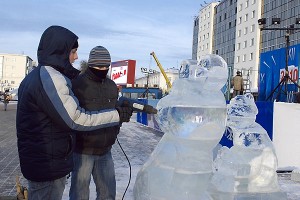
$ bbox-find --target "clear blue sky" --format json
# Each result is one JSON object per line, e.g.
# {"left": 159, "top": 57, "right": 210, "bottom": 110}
{"left": 0, "top": 0, "right": 206, "bottom": 78}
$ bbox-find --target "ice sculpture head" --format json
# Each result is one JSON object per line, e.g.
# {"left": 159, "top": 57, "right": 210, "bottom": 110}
{"left": 227, "top": 93, "right": 258, "bottom": 126}
{"left": 179, "top": 54, "right": 228, "bottom": 91}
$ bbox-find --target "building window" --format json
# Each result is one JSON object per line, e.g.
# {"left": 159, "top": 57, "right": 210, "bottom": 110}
{"left": 250, "top": 38, "right": 254, "bottom": 46}
{"left": 252, "top": 0, "right": 256, "bottom": 4}
{"left": 244, "top": 41, "right": 247, "bottom": 48}
{"left": 246, "top": 0, "right": 249, "bottom": 8}
{"left": 243, "top": 54, "right": 246, "bottom": 62}
{"left": 239, "top": 4, "right": 242, "bottom": 11}
{"left": 238, "top": 30, "right": 241, "bottom": 37}
{"left": 224, "top": 13, "right": 227, "bottom": 19}
{"left": 216, "top": 50, "right": 219, "bottom": 54}
{"left": 239, "top": 17, "right": 242, "bottom": 24}
{"left": 208, "top": 12, "right": 210, "bottom": 18}
{"left": 245, "top": 14, "right": 248, "bottom": 22}
{"left": 250, "top": 24, "right": 255, "bottom": 32}
{"left": 219, "top": 16, "right": 222, "bottom": 22}
{"left": 244, "top": 27, "right": 248, "bottom": 34}
{"left": 251, "top": 10, "right": 255, "bottom": 18}
{"left": 249, "top": 53, "right": 253, "bottom": 60}
{"left": 229, "top": 22, "right": 232, "bottom": 28}
{"left": 236, "top": 56, "right": 240, "bottom": 63}
{"left": 206, "top": 43, "right": 209, "bottom": 49}
{"left": 237, "top": 43, "right": 241, "bottom": 50}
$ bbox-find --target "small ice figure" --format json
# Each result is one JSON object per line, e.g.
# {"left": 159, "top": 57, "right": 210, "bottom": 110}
{"left": 209, "top": 94, "right": 287, "bottom": 199}
{"left": 133, "top": 54, "right": 228, "bottom": 200}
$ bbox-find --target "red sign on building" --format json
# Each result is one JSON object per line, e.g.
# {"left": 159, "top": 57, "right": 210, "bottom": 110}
{"left": 111, "top": 60, "right": 136, "bottom": 86}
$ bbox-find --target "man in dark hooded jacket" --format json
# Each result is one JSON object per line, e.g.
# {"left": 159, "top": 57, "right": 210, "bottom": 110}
{"left": 69, "top": 46, "right": 121, "bottom": 200}
{"left": 16, "top": 25, "right": 133, "bottom": 200}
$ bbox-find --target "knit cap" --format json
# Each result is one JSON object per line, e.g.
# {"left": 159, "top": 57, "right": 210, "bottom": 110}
{"left": 88, "top": 46, "right": 111, "bottom": 67}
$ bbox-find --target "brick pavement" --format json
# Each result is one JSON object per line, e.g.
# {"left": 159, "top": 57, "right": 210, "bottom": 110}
{"left": 0, "top": 102, "right": 26, "bottom": 197}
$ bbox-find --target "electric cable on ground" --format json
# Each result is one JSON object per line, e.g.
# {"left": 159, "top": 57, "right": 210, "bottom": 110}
{"left": 117, "top": 137, "right": 132, "bottom": 200}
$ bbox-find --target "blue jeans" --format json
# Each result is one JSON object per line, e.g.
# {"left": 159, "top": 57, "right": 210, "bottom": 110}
{"left": 69, "top": 151, "right": 116, "bottom": 200}
{"left": 28, "top": 176, "right": 66, "bottom": 200}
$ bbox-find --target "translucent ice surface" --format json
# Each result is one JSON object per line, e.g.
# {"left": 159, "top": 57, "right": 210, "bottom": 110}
{"left": 133, "top": 55, "right": 228, "bottom": 200}
{"left": 209, "top": 94, "right": 287, "bottom": 200}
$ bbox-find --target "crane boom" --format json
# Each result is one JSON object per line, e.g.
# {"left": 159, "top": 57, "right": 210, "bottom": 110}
{"left": 150, "top": 52, "right": 172, "bottom": 89}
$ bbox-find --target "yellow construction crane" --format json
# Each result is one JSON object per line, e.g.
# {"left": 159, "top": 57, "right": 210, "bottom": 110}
{"left": 150, "top": 52, "right": 172, "bottom": 89}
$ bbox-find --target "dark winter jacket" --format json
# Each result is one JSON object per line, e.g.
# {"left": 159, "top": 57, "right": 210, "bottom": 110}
{"left": 72, "top": 68, "right": 120, "bottom": 155}
{"left": 16, "top": 26, "right": 120, "bottom": 182}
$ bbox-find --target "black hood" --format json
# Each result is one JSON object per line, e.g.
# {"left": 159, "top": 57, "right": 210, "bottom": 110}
{"left": 37, "top": 25, "right": 80, "bottom": 79}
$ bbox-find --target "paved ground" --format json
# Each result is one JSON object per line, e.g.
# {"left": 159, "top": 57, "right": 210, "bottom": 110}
{"left": 0, "top": 102, "right": 25, "bottom": 198}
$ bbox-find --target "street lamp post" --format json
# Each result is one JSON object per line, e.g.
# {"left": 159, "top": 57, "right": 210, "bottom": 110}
{"left": 141, "top": 67, "right": 156, "bottom": 99}
{"left": 258, "top": 18, "right": 300, "bottom": 101}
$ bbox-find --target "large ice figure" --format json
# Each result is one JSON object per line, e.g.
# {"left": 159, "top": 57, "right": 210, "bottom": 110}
{"left": 133, "top": 55, "right": 228, "bottom": 199}
{"left": 209, "top": 94, "right": 287, "bottom": 199}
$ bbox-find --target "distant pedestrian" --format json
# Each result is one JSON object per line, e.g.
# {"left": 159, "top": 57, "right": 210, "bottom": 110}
{"left": 16, "top": 25, "right": 133, "bottom": 200}
{"left": 3, "top": 89, "right": 11, "bottom": 111}
{"left": 231, "top": 71, "right": 244, "bottom": 98}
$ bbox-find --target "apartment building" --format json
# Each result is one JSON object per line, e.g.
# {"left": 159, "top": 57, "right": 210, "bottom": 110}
{"left": 261, "top": 0, "right": 300, "bottom": 52}
{"left": 0, "top": 53, "right": 33, "bottom": 91}
{"left": 193, "top": 0, "right": 300, "bottom": 92}
{"left": 192, "top": 15, "right": 199, "bottom": 60}
{"left": 234, "top": 0, "right": 262, "bottom": 90}
{"left": 197, "top": 2, "right": 219, "bottom": 60}
{"left": 213, "top": 0, "right": 237, "bottom": 70}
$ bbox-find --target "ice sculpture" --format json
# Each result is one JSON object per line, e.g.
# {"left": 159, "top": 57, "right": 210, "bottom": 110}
{"left": 209, "top": 94, "right": 287, "bottom": 199}
{"left": 133, "top": 55, "right": 228, "bottom": 199}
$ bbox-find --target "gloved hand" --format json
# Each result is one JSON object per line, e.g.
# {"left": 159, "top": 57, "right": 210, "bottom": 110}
{"left": 116, "top": 107, "right": 133, "bottom": 123}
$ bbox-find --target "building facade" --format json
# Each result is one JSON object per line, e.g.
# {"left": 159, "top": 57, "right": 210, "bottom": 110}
{"left": 193, "top": 0, "right": 300, "bottom": 92}
{"left": 198, "top": 2, "right": 219, "bottom": 60}
{"left": 135, "top": 68, "right": 179, "bottom": 93}
{"left": 261, "top": 0, "right": 300, "bottom": 53}
{"left": 234, "top": 0, "right": 262, "bottom": 90}
{"left": 0, "top": 54, "right": 33, "bottom": 91}
{"left": 213, "top": 0, "right": 236, "bottom": 69}
{"left": 192, "top": 16, "right": 199, "bottom": 60}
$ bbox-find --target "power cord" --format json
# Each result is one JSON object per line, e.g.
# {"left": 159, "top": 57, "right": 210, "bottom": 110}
{"left": 117, "top": 138, "right": 132, "bottom": 200}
